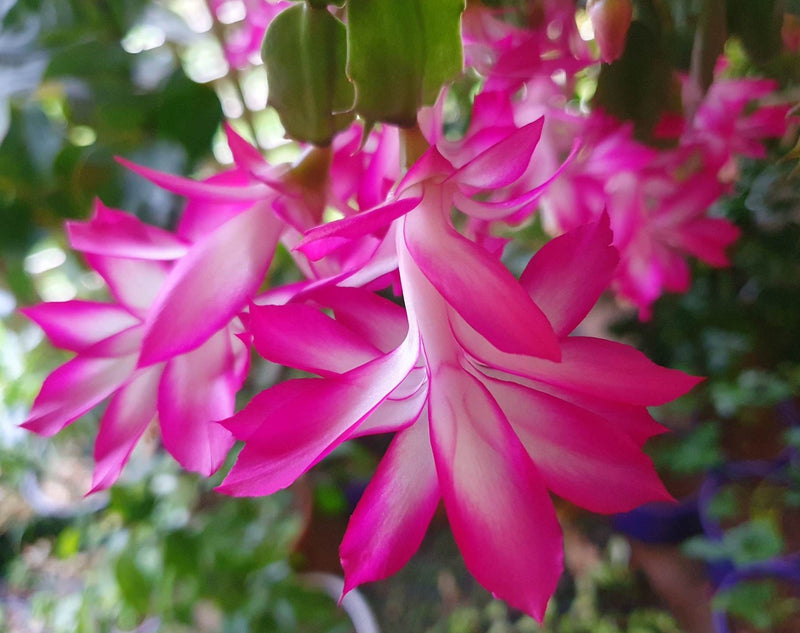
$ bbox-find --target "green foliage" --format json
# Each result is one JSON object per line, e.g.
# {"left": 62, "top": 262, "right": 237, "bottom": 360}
{"left": 262, "top": 3, "right": 353, "bottom": 145}
{"left": 684, "top": 519, "right": 784, "bottom": 566}
{"left": 651, "top": 421, "right": 724, "bottom": 475}
{"left": 347, "top": 0, "right": 464, "bottom": 127}
{"left": 713, "top": 579, "right": 800, "bottom": 631}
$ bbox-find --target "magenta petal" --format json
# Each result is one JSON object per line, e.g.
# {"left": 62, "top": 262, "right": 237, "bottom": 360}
{"left": 295, "top": 196, "right": 421, "bottom": 261}
{"left": 249, "top": 302, "right": 380, "bottom": 375}
{"left": 224, "top": 124, "right": 288, "bottom": 190}
{"left": 139, "top": 202, "right": 283, "bottom": 366}
{"left": 21, "top": 301, "right": 140, "bottom": 352}
{"left": 303, "top": 285, "right": 408, "bottom": 353}
{"left": 526, "top": 337, "right": 703, "bottom": 405}
{"left": 158, "top": 330, "right": 238, "bottom": 475}
{"left": 403, "top": 195, "right": 560, "bottom": 360}
{"left": 179, "top": 170, "right": 259, "bottom": 240}
{"left": 451, "top": 118, "right": 544, "bottom": 189}
{"left": 518, "top": 378, "right": 667, "bottom": 446}
{"left": 485, "top": 376, "right": 672, "bottom": 513}
{"left": 84, "top": 254, "right": 168, "bottom": 317}
{"left": 90, "top": 365, "right": 162, "bottom": 493}
{"left": 354, "top": 372, "right": 428, "bottom": 437}
{"left": 218, "top": 336, "right": 419, "bottom": 496}
{"left": 117, "top": 157, "right": 268, "bottom": 201}
{"left": 340, "top": 418, "right": 440, "bottom": 594}
{"left": 216, "top": 379, "right": 361, "bottom": 496}
{"left": 670, "top": 218, "right": 741, "bottom": 267}
{"left": 67, "top": 201, "right": 189, "bottom": 260}
{"left": 520, "top": 214, "right": 619, "bottom": 337}
{"left": 428, "top": 365, "right": 563, "bottom": 621}
{"left": 22, "top": 354, "right": 137, "bottom": 436}
{"left": 396, "top": 147, "right": 453, "bottom": 193}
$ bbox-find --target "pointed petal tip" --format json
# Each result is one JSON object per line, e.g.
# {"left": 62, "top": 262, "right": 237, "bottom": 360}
{"left": 19, "top": 418, "right": 55, "bottom": 437}
{"left": 86, "top": 472, "right": 115, "bottom": 496}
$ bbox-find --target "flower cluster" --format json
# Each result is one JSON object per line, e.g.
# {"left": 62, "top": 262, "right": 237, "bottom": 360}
{"left": 21, "top": 0, "right": 791, "bottom": 620}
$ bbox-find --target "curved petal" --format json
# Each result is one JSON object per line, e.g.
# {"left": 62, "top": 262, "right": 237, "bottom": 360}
{"left": 457, "top": 327, "right": 702, "bottom": 407}
{"left": 524, "top": 337, "right": 703, "bottom": 406}
{"left": 224, "top": 123, "right": 289, "bottom": 190}
{"left": 84, "top": 254, "right": 168, "bottom": 318}
{"left": 354, "top": 372, "right": 428, "bottom": 436}
{"left": 217, "top": 332, "right": 420, "bottom": 496}
{"left": 139, "top": 201, "right": 283, "bottom": 366}
{"left": 520, "top": 214, "right": 619, "bottom": 337}
{"left": 249, "top": 302, "right": 380, "bottom": 375}
{"left": 403, "top": 194, "right": 560, "bottom": 361}
{"left": 479, "top": 369, "right": 667, "bottom": 446}
{"left": 21, "top": 301, "right": 139, "bottom": 353}
{"left": 303, "top": 285, "right": 408, "bottom": 353}
{"left": 295, "top": 196, "right": 421, "bottom": 261}
{"left": 22, "top": 354, "right": 137, "bottom": 436}
{"left": 428, "top": 365, "right": 563, "bottom": 622}
{"left": 341, "top": 417, "right": 440, "bottom": 594}
{"left": 67, "top": 201, "right": 189, "bottom": 260}
{"left": 450, "top": 118, "right": 544, "bottom": 189}
{"left": 117, "top": 156, "right": 269, "bottom": 202}
{"left": 178, "top": 170, "right": 258, "bottom": 240}
{"left": 89, "top": 364, "right": 162, "bottom": 492}
{"left": 485, "top": 376, "right": 672, "bottom": 513}
{"left": 158, "top": 329, "right": 239, "bottom": 475}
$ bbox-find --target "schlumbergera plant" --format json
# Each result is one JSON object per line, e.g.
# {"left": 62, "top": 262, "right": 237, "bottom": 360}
{"left": 20, "top": 0, "right": 794, "bottom": 621}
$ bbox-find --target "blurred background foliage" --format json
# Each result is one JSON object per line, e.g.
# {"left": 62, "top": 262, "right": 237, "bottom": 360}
{"left": 1, "top": 0, "right": 799, "bottom": 632}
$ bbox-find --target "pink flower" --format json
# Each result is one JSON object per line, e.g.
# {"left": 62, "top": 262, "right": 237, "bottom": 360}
{"left": 218, "top": 158, "right": 700, "bottom": 619}
{"left": 22, "top": 203, "right": 249, "bottom": 491}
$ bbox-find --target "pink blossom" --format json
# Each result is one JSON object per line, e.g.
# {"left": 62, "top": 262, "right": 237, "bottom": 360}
{"left": 218, "top": 143, "right": 700, "bottom": 619}
{"left": 211, "top": 0, "right": 291, "bottom": 69}
{"left": 22, "top": 203, "right": 249, "bottom": 491}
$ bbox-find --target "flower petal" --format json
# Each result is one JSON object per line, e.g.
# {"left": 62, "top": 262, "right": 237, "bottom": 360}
{"left": 428, "top": 365, "right": 563, "bottom": 622}
{"left": 21, "top": 301, "right": 140, "bottom": 353}
{"left": 89, "top": 365, "right": 162, "bottom": 493}
{"left": 67, "top": 201, "right": 188, "bottom": 260}
{"left": 139, "top": 201, "right": 283, "bottom": 366}
{"left": 117, "top": 156, "right": 269, "bottom": 202}
{"left": 249, "top": 302, "right": 380, "bottom": 375}
{"left": 158, "top": 329, "right": 240, "bottom": 475}
{"left": 403, "top": 194, "right": 560, "bottom": 361}
{"left": 524, "top": 337, "right": 703, "bottom": 406}
{"left": 218, "top": 332, "right": 420, "bottom": 496}
{"left": 485, "top": 376, "right": 672, "bottom": 513}
{"left": 303, "top": 285, "right": 408, "bottom": 353}
{"left": 84, "top": 254, "right": 168, "bottom": 318}
{"left": 450, "top": 118, "right": 544, "bottom": 189}
{"left": 22, "top": 354, "right": 137, "bottom": 436}
{"left": 224, "top": 123, "right": 289, "bottom": 190}
{"left": 341, "top": 417, "right": 440, "bottom": 594}
{"left": 295, "top": 196, "right": 421, "bottom": 261}
{"left": 520, "top": 214, "right": 618, "bottom": 337}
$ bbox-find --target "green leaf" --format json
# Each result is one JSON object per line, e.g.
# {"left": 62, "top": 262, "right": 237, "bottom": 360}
{"left": 115, "top": 551, "right": 151, "bottom": 615}
{"left": 157, "top": 71, "right": 222, "bottom": 160}
{"left": 347, "top": 0, "right": 464, "bottom": 127}
{"left": 55, "top": 526, "right": 81, "bottom": 559}
{"left": 262, "top": 3, "right": 353, "bottom": 145}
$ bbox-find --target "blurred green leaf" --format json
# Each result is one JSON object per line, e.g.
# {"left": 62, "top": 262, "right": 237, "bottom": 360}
{"left": 115, "top": 550, "right": 151, "bottom": 615}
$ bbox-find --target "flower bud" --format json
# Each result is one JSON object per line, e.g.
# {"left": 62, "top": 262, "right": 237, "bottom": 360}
{"left": 587, "top": 0, "right": 633, "bottom": 64}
